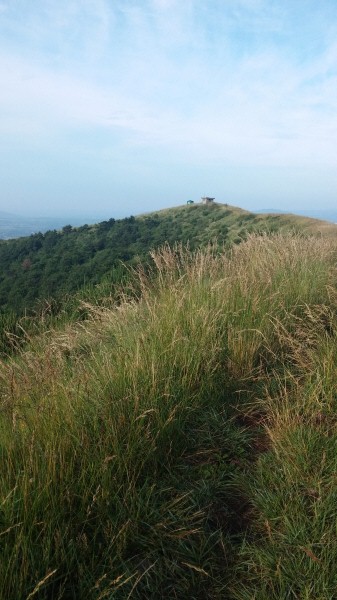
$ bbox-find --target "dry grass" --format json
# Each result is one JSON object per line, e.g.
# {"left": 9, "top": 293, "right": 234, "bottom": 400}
{"left": 0, "top": 233, "right": 337, "bottom": 598}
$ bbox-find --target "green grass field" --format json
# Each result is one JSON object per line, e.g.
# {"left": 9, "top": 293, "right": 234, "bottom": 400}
{"left": 1, "top": 233, "right": 337, "bottom": 598}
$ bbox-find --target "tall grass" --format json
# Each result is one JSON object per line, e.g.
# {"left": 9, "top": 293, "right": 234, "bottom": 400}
{"left": 233, "top": 305, "right": 337, "bottom": 599}
{"left": 0, "top": 234, "right": 336, "bottom": 598}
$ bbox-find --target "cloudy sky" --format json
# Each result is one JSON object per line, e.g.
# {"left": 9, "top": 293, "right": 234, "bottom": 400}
{"left": 1, "top": 0, "right": 337, "bottom": 218}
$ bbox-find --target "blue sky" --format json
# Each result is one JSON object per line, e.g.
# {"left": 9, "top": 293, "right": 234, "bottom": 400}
{"left": 1, "top": 0, "right": 337, "bottom": 218}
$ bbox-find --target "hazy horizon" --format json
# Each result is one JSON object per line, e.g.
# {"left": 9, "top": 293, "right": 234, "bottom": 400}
{"left": 2, "top": 203, "right": 337, "bottom": 225}
{"left": 1, "top": 1, "right": 337, "bottom": 217}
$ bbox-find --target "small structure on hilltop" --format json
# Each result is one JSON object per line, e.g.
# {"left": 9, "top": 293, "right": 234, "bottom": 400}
{"left": 187, "top": 200, "right": 194, "bottom": 205}
{"left": 201, "top": 197, "right": 215, "bottom": 205}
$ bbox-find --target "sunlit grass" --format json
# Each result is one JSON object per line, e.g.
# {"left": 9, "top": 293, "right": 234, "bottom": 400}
{"left": 0, "top": 234, "right": 337, "bottom": 598}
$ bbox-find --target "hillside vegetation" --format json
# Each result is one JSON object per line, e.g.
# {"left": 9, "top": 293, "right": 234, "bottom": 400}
{"left": 1, "top": 202, "right": 336, "bottom": 316}
{"left": 1, "top": 202, "right": 336, "bottom": 355}
{"left": 1, "top": 233, "right": 337, "bottom": 598}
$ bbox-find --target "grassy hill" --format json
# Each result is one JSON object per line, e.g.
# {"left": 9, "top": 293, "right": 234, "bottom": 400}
{"left": 1, "top": 230, "right": 337, "bottom": 598}
{"left": 1, "top": 202, "right": 336, "bottom": 315}
{"left": 1, "top": 201, "right": 337, "bottom": 356}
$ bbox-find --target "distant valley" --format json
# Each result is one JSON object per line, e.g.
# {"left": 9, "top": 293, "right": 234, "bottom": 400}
{"left": 0, "top": 211, "right": 106, "bottom": 240}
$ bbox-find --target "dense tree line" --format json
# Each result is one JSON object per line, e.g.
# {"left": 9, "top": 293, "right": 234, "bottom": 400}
{"left": 0, "top": 205, "right": 233, "bottom": 317}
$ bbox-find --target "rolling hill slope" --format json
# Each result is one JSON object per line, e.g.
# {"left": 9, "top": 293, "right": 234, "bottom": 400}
{"left": 1, "top": 202, "right": 336, "bottom": 317}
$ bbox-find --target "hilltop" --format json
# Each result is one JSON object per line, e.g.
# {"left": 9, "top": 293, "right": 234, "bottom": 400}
{"left": 1, "top": 201, "right": 337, "bottom": 356}
{"left": 1, "top": 201, "right": 336, "bottom": 317}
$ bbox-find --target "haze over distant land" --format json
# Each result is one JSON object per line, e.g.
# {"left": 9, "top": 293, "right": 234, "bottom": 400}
{"left": 0, "top": 211, "right": 111, "bottom": 240}
{"left": 1, "top": 0, "right": 337, "bottom": 217}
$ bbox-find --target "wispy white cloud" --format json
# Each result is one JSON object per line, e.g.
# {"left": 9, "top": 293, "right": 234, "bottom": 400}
{"left": 1, "top": 0, "right": 337, "bottom": 214}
